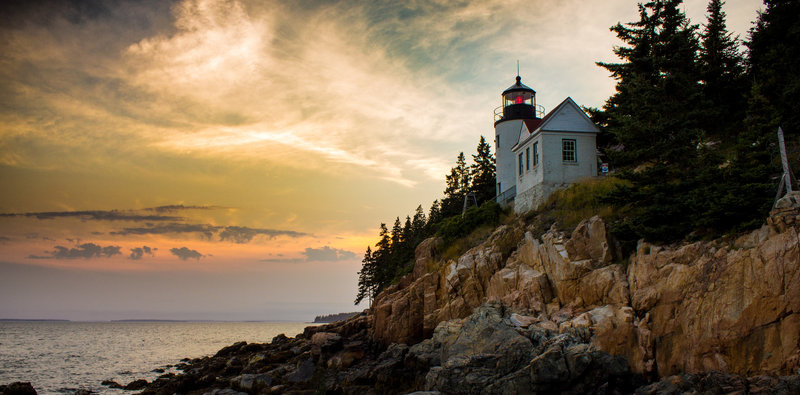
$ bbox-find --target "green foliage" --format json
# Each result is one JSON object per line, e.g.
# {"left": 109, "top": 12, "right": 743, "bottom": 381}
{"left": 699, "top": 0, "right": 746, "bottom": 137}
{"left": 471, "top": 136, "right": 497, "bottom": 205}
{"left": 533, "top": 176, "right": 629, "bottom": 233}
{"left": 594, "top": 0, "right": 783, "bottom": 250}
{"left": 747, "top": 0, "right": 800, "bottom": 138}
{"left": 355, "top": 136, "right": 498, "bottom": 304}
{"left": 435, "top": 202, "right": 503, "bottom": 243}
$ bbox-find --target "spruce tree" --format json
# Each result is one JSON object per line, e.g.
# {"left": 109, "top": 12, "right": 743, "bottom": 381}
{"left": 598, "top": 0, "right": 707, "bottom": 243}
{"left": 598, "top": 0, "right": 703, "bottom": 168}
{"left": 699, "top": 0, "right": 746, "bottom": 137}
{"left": 372, "top": 223, "right": 391, "bottom": 290}
{"left": 441, "top": 152, "right": 469, "bottom": 216}
{"left": 747, "top": 0, "right": 800, "bottom": 137}
{"left": 427, "top": 200, "right": 442, "bottom": 229}
{"left": 471, "top": 135, "right": 497, "bottom": 205}
{"left": 354, "top": 247, "right": 375, "bottom": 305}
{"left": 411, "top": 205, "right": 426, "bottom": 237}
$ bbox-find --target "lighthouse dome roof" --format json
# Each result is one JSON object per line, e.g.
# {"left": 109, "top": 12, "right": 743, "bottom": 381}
{"left": 502, "top": 76, "right": 535, "bottom": 95}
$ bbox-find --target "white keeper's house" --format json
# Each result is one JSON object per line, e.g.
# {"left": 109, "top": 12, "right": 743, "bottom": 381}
{"left": 494, "top": 75, "right": 600, "bottom": 213}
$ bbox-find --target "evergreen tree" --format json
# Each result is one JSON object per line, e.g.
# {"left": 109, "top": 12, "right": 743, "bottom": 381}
{"left": 427, "top": 199, "right": 442, "bottom": 229}
{"left": 411, "top": 205, "right": 427, "bottom": 237}
{"left": 441, "top": 152, "right": 470, "bottom": 216}
{"left": 747, "top": 0, "right": 800, "bottom": 137}
{"left": 372, "top": 223, "right": 391, "bottom": 290}
{"left": 354, "top": 246, "right": 375, "bottom": 305}
{"left": 598, "top": 0, "right": 708, "bottom": 243}
{"left": 699, "top": 0, "right": 746, "bottom": 137}
{"left": 598, "top": 0, "right": 703, "bottom": 169}
{"left": 470, "top": 135, "right": 497, "bottom": 205}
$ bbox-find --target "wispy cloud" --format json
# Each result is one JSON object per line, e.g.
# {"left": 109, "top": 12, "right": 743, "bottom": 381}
{"left": 0, "top": 210, "right": 181, "bottom": 222}
{"left": 111, "top": 223, "right": 308, "bottom": 243}
{"left": 28, "top": 243, "right": 122, "bottom": 260}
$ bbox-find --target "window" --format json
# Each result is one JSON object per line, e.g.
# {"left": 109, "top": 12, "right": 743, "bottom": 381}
{"left": 533, "top": 142, "right": 539, "bottom": 166}
{"left": 562, "top": 139, "right": 576, "bottom": 162}
{"left": 525, "top": 147, "right": 530, "bottom": 171}
{"left": 518, "top": 153, "right": 524, "bottom": 176}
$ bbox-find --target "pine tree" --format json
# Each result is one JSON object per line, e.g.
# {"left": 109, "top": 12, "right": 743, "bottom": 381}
{"left": 598, "top": 0, "right": 708, "bottom": 243}
{"left": 427, "top": 199, "right": 442, "bottom": 229}
{"left": 699, "top": 0, "right": 746, "bottom": 137}
{"left": 372, "top": 223, "right": 391, "bottom": 291}
{"left": 598, "top": 0, "right": 703, "bottom": 169}
{"left": 354, "top": 247, "right": 375, "bottom": 305}
{"left": 411, "top": 205, "right": 427, "bottom": 237}
{"left": 441, "top": 152, "right": 470, "bottom": 216}
{"left": 470, "top": 135, "right": 496, "bottom": 205}
{"left": 747, "top": 0, "right": 800, "bottom": 137}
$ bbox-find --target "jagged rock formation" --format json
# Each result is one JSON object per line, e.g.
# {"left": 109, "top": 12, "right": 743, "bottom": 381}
{"left": 371, "top": 194, "right": 800, "bottom": 379}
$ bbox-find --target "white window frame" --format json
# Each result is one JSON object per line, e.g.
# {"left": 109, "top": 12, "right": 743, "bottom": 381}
{"left": 533, "top": 142, "right": 539, "bottom": 166}
{"left": 525, "top": 147, "right": 530, "bottom": 171}
{"left": 518, "top": 153, "right": 524, "bottom": 176}
{"left": 562, "top": 139, "right": 577, "bottom": 162}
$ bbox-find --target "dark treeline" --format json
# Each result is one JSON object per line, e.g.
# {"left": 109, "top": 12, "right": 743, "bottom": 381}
{"left": 354, "top": 136, "right": 500, "bottom": 305}
{"left": 591, "top": 0, "right": 800, "bottom": 250}
{"left": 312, "top": 312, "right": 361, "bottom": 323}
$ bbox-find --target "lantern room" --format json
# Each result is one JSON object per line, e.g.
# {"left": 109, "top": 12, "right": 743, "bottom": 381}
{"left": 496, "top": 75, "right": 543, "bottom": 123}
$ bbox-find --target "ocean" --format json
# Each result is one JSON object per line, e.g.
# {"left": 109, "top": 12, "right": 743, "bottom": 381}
{"left": 0, "top": 321, "right": 317, "bottom": 394}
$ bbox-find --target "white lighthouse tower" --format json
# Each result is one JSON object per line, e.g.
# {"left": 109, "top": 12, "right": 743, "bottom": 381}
{"left": 494, "top": 75, "right": 544, "bottom": 205}
{"left": 493, "top": 74, "right": 600, "bottom": 212}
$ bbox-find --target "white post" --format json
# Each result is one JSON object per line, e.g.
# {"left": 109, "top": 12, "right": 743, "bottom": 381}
{"left": 778, "top": 127, "right": 793, "bottom": 193}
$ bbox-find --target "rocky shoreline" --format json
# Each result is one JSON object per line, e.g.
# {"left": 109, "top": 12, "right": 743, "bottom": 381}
{"left": 110, "top": 303, "right": 798, "bottom": 394}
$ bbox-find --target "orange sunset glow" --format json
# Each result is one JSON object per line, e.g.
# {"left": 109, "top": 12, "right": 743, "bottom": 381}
{"left": 0, "top": 0, "right": 761, "bottom": 321}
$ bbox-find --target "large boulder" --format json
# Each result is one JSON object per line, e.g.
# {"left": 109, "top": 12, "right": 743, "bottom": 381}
{"left": 407, "top": 302, "right": 639, "bottom": 395}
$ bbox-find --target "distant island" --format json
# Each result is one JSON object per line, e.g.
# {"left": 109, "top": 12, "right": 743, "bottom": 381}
{"left": 0, "top": 318, "right": 70, "bottom": 322}
{"left": 312, "top": 312, "right": 360, "bottom": 323}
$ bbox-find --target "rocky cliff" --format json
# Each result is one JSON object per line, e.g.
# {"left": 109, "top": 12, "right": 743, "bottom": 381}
{"left": 371, "top": 191, "right": 800, "bottom": 379}
{"left": 124, "top": 192, "right": 800, "bottom": 394}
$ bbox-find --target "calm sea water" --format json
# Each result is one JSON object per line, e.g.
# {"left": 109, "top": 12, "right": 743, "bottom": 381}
{"left": 0, "top": 321, "right": 317, "bottom": 395}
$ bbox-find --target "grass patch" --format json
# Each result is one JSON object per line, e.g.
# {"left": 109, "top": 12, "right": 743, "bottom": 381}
{"left": 441, "top": 223, "right": 497, "bottom": 262}
{"left": 529, "top": 176, "right": 630, "bottom": 233}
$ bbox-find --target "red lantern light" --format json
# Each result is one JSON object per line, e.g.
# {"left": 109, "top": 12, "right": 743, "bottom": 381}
{"left": 515, "top": 96, "right": 523, "bottom": 104}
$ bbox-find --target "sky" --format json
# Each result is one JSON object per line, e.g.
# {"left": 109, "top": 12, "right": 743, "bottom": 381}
{"left": 0, "top": 0, "right": 762, "bottom": 321}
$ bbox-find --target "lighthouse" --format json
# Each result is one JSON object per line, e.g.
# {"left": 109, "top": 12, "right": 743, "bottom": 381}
{"left": 494, "top": 75, "right": 544, "bottom": 205}
{"left": 493, "top": 75, "right": 600, "bottom": 213}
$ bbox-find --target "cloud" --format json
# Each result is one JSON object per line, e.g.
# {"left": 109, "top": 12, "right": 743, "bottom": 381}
{"left": 129, "top": 245, "right": 156, "bottom": 260}
{"left": 218, "top": 226, "right": 308, "bottom": 243}
{"left": 144, "top": 204, "right": 219, "bottom": 212}
{"left": 112, "top": 223, "right": 308, "bottom": 243}
{"left": 170, "top": 246, "right": 203, "bottom": 261}
{"left": 301, "top": 246, "right": 357, "bottom": 262}
{"left": 260, "top": 245, "right": 357, "bottom": 263}
{"left": 111, "top": 223, "right": 217, "bottom": 238}
{"left": 0, "top": 210, "right": 181, "bottom": 222}
{"left": 28, "top": 242, "right": 122, "bottom": 259}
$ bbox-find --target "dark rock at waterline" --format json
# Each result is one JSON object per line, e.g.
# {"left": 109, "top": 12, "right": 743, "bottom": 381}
{"left": 123, "top": 379, "right": 149, "bottom": 390}
{"left": 0, "top": 382, "right": 37, "bottom": 395}
{"left": 130, "top": 303, "right": 800, "bottom": 394}
{"left": 100, "top": 380, "right": 123, "bottom": 389}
